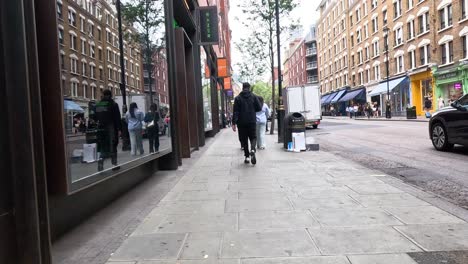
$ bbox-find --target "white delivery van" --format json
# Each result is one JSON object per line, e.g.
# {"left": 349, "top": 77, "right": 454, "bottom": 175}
{"left": 285, "top": 85, "right": 322, "bottom": 128}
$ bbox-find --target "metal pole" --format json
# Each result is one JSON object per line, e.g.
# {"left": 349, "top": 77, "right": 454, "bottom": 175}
{"left": 116, "top": 0, "right": 126, "bottom": 107}
{"left": 145, "top": 0, "right": 154, "bottom": 104}
{"left": 275, "top": 0, "right": 284, "bottom": 143}
{"left": 384, "top": 27, "right": 391, "bottom": 119}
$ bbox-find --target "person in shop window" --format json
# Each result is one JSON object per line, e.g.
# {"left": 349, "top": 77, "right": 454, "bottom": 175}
{"left": 144, "top": 103, "right": 160, "bottom": 154}
{"left": 95, "top": 89, "right": 122, "bottom": 171}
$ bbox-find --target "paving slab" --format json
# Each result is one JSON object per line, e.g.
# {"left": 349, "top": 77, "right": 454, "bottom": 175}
{"left": 309, "top": 227, "right": 421, "bottom": 255}
{"left": 346, "top": 184, "right": 405, "bottom": 194}
{"left": 349, "top": 193, "right": 431, "bottom": 208}
{"left": 137, "top": 259, "right": 240, "bottom": 264}
{"left": 225, "top": 198, "right": 293, "bottom": 212}
{"left": 241, "top": 256, "right": 351, "bottom": 264}
{"left": 384, "top": 206, "right": 466, "bottom": 225}
{"left": 155, "top": 213, "right": 237, "bottom": 233}
{"left": 395, "top": 224, "right": 468, "bottom": 251}
{"left": 178, "top": 190, "right": 238, "bottom": 201}
{"left": 179, "top": 232, "right": 223, "bottom": 259}
{"left": 311, "top": 208, "right": 404, "bottom": 227}
{"left": 109, "top": 233, "right": 186, "bottom": 261}
{"left": 347, "top": 253, "right": 418, "bottom": 264}
{"left": 155, "top": 200, "right": 225, "bottom": 215}
{"left": 239, "top": 210, "right": 319, "bottom": 230}
{"left": 291, "top": 196, "right": 362, "bottom": 210}
{"left": 220, "top": 230, "right": 320, "bottom": 258}
{"left": 298, "top": 186, "right": 357, "bottom": 198}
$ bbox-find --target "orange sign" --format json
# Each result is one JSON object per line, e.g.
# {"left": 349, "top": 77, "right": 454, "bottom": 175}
{"left": 204, "top": 62, "right": 210, "bottom": 78}
{"left": 223, "top": 77, "right": 231, "bottom": 90}
{"left": 217, "top": 58, "right": 228, "bottom": 77}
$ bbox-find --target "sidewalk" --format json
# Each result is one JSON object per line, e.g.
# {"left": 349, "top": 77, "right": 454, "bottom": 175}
{"left": 324, "top": 116, "right": 429, "bottom": 122}
{"left": 106, "top": 129, "right": 468, "bottom": 264}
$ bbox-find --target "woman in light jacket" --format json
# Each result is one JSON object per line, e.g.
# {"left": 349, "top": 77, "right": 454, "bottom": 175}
{"left": 125, "top": 102, "right": 144, "bottom": 155}
{"left": 256, "top": 96, "right": 270, "bottom": 150}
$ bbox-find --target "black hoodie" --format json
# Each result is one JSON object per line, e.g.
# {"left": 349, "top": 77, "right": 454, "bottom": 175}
{"left": 232, "top": 90, "right": 262, "bottom": 126}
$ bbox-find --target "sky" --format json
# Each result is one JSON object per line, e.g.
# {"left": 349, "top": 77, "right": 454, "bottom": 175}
{"left": 229, "top": 0, "right": 321, "bottom": 79}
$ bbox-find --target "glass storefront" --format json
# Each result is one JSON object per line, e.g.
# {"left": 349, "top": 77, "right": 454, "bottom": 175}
{"left": 421, "top": 78, "right": 433, "bottom": 110}
{"left": 59, "top": 0, "right": 172, "bottom": 187}
{"left": 201, "top": 48, "right": 212, "bottom": 131}
{"left": 441, "top": 82, "right": 465, "bottom": 103}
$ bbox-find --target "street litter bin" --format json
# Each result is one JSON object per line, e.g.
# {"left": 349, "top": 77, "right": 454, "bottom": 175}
{"left": 283, "top": 112, "right": 306, "bottom": 149}
{"left": 406, "top": 106, "right": 417, "bottom": 119}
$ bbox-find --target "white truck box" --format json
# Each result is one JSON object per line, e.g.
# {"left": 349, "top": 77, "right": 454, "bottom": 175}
{"left": 285, "top": 85, "right": 322, "bottom": 128}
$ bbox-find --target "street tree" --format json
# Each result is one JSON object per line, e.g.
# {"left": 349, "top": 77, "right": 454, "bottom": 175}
{"left": 251, "top": 81, "right": 277, "bottom": 109}
{"left": 121, "top": 0, "right": 166, "bottom": 104}
{"left": 234, "top": 36, "right": 268, "bottom": 84}
{"left": 237, "top": 0, "right": 299, "bottom": 133}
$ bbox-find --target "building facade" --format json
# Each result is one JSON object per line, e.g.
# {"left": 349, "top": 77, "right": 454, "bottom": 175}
{"left": 317, "top": 0, "right": 468, "bottom": 116}
{"left": 283, "top": 25, "right": 319, "bottom": 88}
{"left": 57, "top": 0, "right": 143, "bottom": 113}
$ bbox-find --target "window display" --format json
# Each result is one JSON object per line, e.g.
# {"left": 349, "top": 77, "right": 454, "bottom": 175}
{"left": 201, "top": 48, "right": 213, "bottom": 131}
{"left": 59, "top": 0, "right": 171, "bottom": 186}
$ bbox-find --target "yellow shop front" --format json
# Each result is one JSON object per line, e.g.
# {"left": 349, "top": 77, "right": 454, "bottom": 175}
{"left": 409, "top": 69, "right": 435, "bottom": 116}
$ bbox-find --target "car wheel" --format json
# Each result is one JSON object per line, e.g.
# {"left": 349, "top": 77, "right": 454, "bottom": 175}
{"left": 431, "top": 123, "right": 453, "bottom": 151}
{"left": 312, "top": 125, "right": 318, "bottom": 129}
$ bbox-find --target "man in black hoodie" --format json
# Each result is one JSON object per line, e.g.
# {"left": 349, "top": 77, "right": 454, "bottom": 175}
{"left": 232, "top": 83, "right": 262, "bottom": 164}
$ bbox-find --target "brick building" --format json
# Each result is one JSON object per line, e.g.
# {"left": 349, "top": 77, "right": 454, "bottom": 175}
{"left": 317, "top": 0, "right": 468, "bottom": 116}
{"left": 283, "top": 25, "right": 319, "bottom": 88}
{"left": 57, "top": 0, "right": 143, "bottom": 113}
{"left": 144, "top": 49, "right": 169, "bottom": 107}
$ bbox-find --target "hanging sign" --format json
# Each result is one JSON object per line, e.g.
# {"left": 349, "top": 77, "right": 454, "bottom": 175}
{"left": 224, "top": 77, "right": 231, "bottom": 90}
{"left": 199, "top": 6, "right": 219, "bottom": 45}
{"left": 217, "top": 58, "right": 228, "bottom": 77}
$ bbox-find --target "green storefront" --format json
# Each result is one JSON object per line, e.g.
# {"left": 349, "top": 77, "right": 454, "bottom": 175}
{"left": 433, "top": 64, "right": 468, "bottom": 108}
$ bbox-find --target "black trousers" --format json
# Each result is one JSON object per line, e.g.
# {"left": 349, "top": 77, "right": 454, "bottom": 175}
{"left": 147, "top": 127, "right": 160, "bottom": 153}
{"left": 238, "top": 123, "right": 257, "bottom": 157}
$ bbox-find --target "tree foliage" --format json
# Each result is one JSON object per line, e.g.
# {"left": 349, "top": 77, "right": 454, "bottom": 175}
{"left": 121, "top": 0, "right": 166, "bottom": 102}
{"left": 235, "top": 0, "right": 299, "bottom": 132}
{"left": 251, "top": 81, "right": 278, "bottom": 107}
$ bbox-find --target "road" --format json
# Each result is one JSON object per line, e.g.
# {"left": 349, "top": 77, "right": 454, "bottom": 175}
{"left": 308, "top": 118, "right": 468, "bottom": 209}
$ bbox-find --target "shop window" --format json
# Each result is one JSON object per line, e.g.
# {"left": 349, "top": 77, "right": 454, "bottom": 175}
{"left": 55, "top": 0, "right": 172, "bottom": 191}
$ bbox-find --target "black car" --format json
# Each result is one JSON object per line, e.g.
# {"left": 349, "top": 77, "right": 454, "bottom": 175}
{"left": 429, "top": 94, "right": 468, "bottom": 151}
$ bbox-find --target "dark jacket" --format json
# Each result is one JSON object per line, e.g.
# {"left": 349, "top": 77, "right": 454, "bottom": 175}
{"left": 144, "top": 111, "right": 160, "bottom": 130}
{"left": 232, "top": 90, "right": 262, "bottom": 126}
{"left": 424, "top": 99, "right": 432, "bottom": 109}
{"left": 95, "top": 97, "right": 122, "bottom": 132}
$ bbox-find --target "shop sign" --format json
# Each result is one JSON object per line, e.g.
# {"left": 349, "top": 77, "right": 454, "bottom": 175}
{"left": 226, "top": 90, "right": 233, "bottom": 97}
{"left": 223, "top": 77, "right": 231, "bottom": 90}
{"left": 217, "top": 58, "right": 228, "bottom": 77}
{"left": 455, "top": 82, "right": 463, "bottom": 90}
{"left": 199, "top": 6, "right": 219, "bottom": 45}
{"left": 438, "top": 72, "right": 457, "bottom": 80}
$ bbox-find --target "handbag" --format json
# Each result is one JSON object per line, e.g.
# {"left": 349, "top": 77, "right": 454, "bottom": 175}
{"left": 147, "top": 120, "right": 155, "bottom": 127}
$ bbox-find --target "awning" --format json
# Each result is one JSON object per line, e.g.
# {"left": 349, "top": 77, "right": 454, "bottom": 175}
{"left": 369, "top": 77, "right": 407, "bottom": 96}
{"left": 321, "top": 93, "right": 333, "bottom": 104}
{"left": 331, "top": 90, "right": 347, "bottom": 103}
{"left": 323, "top": 91, "right": 339, "bottom": 105}
{"left": 64, "top": 100, "right": 84, "bottom": 112}
{"left": 338, "top": 88, "right": 365, "bottom": 102}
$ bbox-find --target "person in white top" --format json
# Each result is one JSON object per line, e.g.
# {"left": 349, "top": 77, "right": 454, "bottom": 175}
{"left": 256, "top": 96, "right": 270, "bottom": 150}
{"left": 438, "top": 96, "right": 445, "bottom": 110}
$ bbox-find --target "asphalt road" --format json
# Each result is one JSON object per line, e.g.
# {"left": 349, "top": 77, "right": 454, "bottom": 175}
{"left": 308, "top": 118, "right": 468, "bottom": 209}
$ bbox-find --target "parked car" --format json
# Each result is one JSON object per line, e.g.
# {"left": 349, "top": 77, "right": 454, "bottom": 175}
{"left": 429, "top": 94, "right": 468, "bottom": 151}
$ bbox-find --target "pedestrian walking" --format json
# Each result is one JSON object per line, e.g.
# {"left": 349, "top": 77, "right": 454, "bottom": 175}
{"left": 366, "top": 103, "right": 373, "bottom": 119}
{"left": 125, "top": 102, "right": 144, "bottom": 156}
{"left": 144, "top": 103, "right": 160, "bottom": 153}
{"left": 353, "top": 104, "right": 359, "bottom": 118}
{"left": 438, "top": 96, "right": 445, "bottom": 110}
{"left": 424, "top": 96, "right": 432, "bottom": 118}
{"left": 256, "top": 96, "right": 270, "bottom": 150}
{"left": 95, "top": 89, "right": 122, "bottom": 171}
{"left": 232, "top": 83, "right": 262, "bottom": 165}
